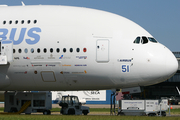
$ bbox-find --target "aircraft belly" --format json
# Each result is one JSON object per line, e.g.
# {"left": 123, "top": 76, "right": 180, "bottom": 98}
{"left": 0, "top": 73, "right": 11, "bottom": 90}
{"left": 0, "top": 65, "right": 11, "bottom": 90}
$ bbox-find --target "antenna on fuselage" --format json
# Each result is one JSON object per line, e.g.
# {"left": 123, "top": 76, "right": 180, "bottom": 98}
{"left": 21, "top": 1, "right": 25, "bottom": 6}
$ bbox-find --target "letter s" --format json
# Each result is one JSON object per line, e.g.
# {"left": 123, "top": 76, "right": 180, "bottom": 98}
{"left": 0, "top": 29, "right": 8, "bottom": 40}
{"left": 26, "top": 27, "right": 41, "bottom": 45}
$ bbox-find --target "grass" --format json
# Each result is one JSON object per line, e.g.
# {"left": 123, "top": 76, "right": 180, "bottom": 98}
{"left": 0, "top": 115, "right": 180, "bottom": 120}
{"left": 1, "top": 107, "right": 180, "bottom": 113}
{"left": 169, "top": 108, "right": 180, "bottom": 115}
{"left": 51, "top": 108, "right": 110, "bottom": 112}
{"left": 0, "top": 107, "right": 4, "bottom": 111}
{"left": 0, "top": 107, "right": 180, "bottom": 120}
{"left": 53, "top": 107, "right": 180, "bottom": 114}
{"left": 1, "top": 107, "right": 180, "bottom": 114}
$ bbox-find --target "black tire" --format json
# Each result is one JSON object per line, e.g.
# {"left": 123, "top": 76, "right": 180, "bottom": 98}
{"left": 148, "top": 113, "right": 156, "bottom": 116}
{"left": 162, "top": 112, "right": 166, "bottom": 116}
{"left": 158, "top": 111, "right": 166, "bottom": 116}
{"left": 10, "top": 107, "right": 18, "bottom": 113}
{"left": 43, "top": 110, "right": 48, "bottom": 115}
{"left": 120, "top": 112, "right": 125, "bottom": 116}
{"left": 47, "top": 110, "right": 51, "bottom": 115}
{"left": 25, "top": 113, "right": 31, "bottom": 115}
{"left": 60, "top": 108, "right": 63, "bottom": 114}
{"left": 83, "top": 110, "right": 88, "bottom": 115}
{"left": 148, "top": 113, "right": 153, "bottom": 116}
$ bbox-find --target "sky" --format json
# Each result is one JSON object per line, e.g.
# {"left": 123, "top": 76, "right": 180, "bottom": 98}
{"left": 0, "top": 0, "right": 179, "bottom": 51}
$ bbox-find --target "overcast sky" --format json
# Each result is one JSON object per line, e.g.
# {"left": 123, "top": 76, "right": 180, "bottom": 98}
{"left": 0, "top": 0, "right": 179, "bottom": 51}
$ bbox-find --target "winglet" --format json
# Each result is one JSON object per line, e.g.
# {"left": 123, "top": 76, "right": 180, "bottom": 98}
{"left": 21, "top": 1, "right": 25, "bottom": 6}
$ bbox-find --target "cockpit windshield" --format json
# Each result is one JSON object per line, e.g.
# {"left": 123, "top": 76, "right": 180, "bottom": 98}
{"left": 148, "top": 37, "right": 158, "bottom": 43}
{"left": 133, "top": 37, "right": 140, "bottom": 43}
{"left": 142, "top": 36, "right": 148, "bottom": 44}
{"left": 133, "top": 36, "right": 158, "bottom": 44}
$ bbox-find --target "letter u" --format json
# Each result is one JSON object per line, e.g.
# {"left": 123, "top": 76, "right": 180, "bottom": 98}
{"left": 10, "top": 28, "right": 26, "bottom": 45}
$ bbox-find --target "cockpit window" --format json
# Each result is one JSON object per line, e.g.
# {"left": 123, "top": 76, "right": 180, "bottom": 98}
{"left": 141, "top": 36, "right": 148, "bottom": 44}
{"left": 133, "top": 36, "right": 158, "bottom": 44}
{"left": 148, "top": 37, "right": 158, "bottom": 43}
{"left": 133, "top": 37, "right": 141, "bottom": 44}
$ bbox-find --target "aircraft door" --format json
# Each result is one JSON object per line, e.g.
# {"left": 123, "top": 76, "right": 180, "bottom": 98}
{"left": 96, "top": 39, "right": 109, "bottom": 62}
{"left": 1, "top": 40, "right": 13, "bottom": 62}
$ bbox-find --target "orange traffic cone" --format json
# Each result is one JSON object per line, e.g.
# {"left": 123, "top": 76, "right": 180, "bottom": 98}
{"left": 170, "top": 104, "right": 173, "bottom": 109}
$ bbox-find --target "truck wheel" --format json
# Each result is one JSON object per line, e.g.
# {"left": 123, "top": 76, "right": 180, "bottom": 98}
{"left": 10, "top": 107, "right": 18, "bottom": 113}
{"left": 60, "top": 109, "right": 63, "bottom": 114}
{"left": 83, "top": 110, "right": 88, "bottom": 115}
{"left": 119, "top": 112, "right": 125, "bottom": 116}
{"left": 47, "top": 110, "right": 51, "bottom": 115}
{"left": 43, "top": 110, "right": 48, "bottom": 115}
{"left": 162, "top": 112, "right": 166, "bottom": 116}
{"left": 25, "top": 113, "right": 31, "bottom": 115}
{"left": 148, "top": 113, "right": 156, "bottom": 116}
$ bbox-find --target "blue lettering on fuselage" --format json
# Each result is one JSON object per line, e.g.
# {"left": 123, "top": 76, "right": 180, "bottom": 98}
{"left": 0, "top": 27, "right": 41, "bottom": 45}
{"left": 0, "top": 29, "right": 8, "bottom": 40}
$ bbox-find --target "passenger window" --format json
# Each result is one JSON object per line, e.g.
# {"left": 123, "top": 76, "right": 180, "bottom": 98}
{"left": 9, "top": 20, "right": 12, "bottom": 24}
{"left": 133, "top": 37, "right": 141, "bottom": 44}
{"left": 21, "top": 20, "right": 24, "bottom": 24}
{"left": 83, "top": 48, "right": 87, "bottom": 52}
{"left": 141, "top": 36, "right": 148, "bottom": 44}
{"left": 18, "top": 49, "right": 22, "bottom": 53}
{"left": 24, "top": 48, "right": 28, "bottom": 53}
{"left": 34, "top": 20, "right": 37, "bottom": 24}
{"left": 63, "top": 48, "right": 66, "bottom": 53}
{"left": 3, "top": 21, "right": 6, "bottom": 24}
{"left": 15, "top": 20, "right": 18, "bottom": 24}
{"left": 148, "top": 37, "right": 158, "bottom": 43}
{"left": 76, "top": 48, "right": 80, "bottom": 52}
{"left": 50, "top": 48, "right": 53, "bottom": 53}
{"left": 56, "top": 48, "right": 60, "bottom": 53}
{"left": 37, "top": 48, "right": 40, "bottom": 53}
{"left": 44, "top": 48, "right": 47, "bottom": 53}
{"left": 31, "top": 48, "right": 34, "bottom": 53}
{"left": 70, "top": 48, "right": 73, "bottom": 53}
{"left": 13, "top": 49, "right": 15, "bottom": 53}
{"left": 27, "top": 20, "right": 30, "bottom": 24}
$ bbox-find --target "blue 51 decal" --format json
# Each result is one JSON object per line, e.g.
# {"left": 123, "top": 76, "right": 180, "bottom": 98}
{"left": 122, "top": 65, "right": 130, "bottom": 73}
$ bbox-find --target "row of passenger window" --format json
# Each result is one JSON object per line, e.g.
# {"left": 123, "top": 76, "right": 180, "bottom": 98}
{"left": 133, "top": 36, "right": 157, "bottom": 44}
{"left": 13, "top": 48, "right": 87, "bottom": 54}
{"left": 3, "top": 20, "right": 37, "bottom": 25}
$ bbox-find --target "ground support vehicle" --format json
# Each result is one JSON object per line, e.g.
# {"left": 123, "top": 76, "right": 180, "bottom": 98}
{"left": 118, "top": 99, "right": 168, "bottom": 116}
{"left": 4, "top": 91, "right": 52, "bottom": 115}
{"left": 59, "top": 95, "right": 89, "bottom": 115}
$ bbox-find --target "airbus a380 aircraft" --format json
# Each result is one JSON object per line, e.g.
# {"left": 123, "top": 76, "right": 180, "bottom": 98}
{"left": 0, "top": 5, "right": 178, "bottom": 92}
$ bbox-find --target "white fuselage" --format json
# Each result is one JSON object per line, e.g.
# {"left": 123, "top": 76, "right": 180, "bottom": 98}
{"left": 0, "top": 5, "right": 178, "bottom": 91}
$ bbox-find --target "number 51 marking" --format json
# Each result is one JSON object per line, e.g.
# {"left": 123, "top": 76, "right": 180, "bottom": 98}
{"left": 122, "top": 65, "right": 130, "bottom": 73}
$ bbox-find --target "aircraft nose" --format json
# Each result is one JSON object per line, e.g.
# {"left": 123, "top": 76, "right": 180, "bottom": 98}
{"left": 165, "top": 50, "right": 178, "bottom": 77}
